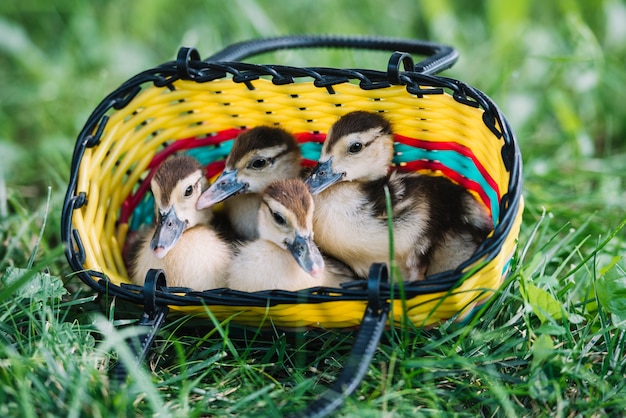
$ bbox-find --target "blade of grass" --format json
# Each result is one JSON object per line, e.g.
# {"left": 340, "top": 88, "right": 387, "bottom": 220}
{"left": 26, "top": 186, "right": 51, "bottom": 269}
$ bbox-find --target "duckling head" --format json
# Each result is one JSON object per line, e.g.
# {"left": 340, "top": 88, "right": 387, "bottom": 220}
{"left": 306, "top": 111, "right": 394, "bottom": 194}
{"left": 258, "top": 179, "right": 325, "bottom": 278}
{"left": 150, "top": 155, "right": 208, "bottom": 259}
{"left": 196, "top": 126, "right": 301, "bottom": 209}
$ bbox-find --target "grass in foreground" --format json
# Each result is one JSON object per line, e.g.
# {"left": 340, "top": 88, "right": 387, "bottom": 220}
{"left": 1, "top": 207, "right": 625, "bottom": 416}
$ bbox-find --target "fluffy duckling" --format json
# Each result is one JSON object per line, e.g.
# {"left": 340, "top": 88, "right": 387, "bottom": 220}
{"left": 196, "top": 126, "right": 302, "bottom": 241}
{"left": 130, "top": 155, "right": 231, "bottom": 290}
{"left": 227, "top": 178, "right": 352, "bottom": 292}
{"left": 305, "top": 110, "right": 493, "bottom": 281}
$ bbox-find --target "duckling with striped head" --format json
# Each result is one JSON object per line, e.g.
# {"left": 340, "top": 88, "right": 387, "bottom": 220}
{"left": 305, "top": 110, "right": 493, "bottom": 281}
{"left": 227, "top": 178, "right": 353, "bottom": 292}
{"left": 196, "top": 126, "right": 302, "bottom": 241}
{"left": 130, "top": 155, "right": 231, "bottom": 290}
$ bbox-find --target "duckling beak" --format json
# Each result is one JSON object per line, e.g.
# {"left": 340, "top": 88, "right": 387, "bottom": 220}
{"left": 287, "top": 233, "right": 325, "bottom": 279}
{"left": 304, "top": 158, "right": 344, "bottom": 195}
{"left": 196, "top": 169, "right": 247, "bottom": 209}
{"left": 151, "top": 207, "right": 187, "bottom": 259}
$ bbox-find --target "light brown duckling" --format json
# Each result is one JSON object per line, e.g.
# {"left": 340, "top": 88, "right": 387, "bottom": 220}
{"left": 196, "top": 126, "right": 302, "bottom": 241}
{"left": 130, "top": 155, "right": 231, "bottom": 290}
{"left": 227, "top": 178, "right": 353, "bottom": 292}
{"left": 305, "top": 110, "right": 493, "bottom": 281}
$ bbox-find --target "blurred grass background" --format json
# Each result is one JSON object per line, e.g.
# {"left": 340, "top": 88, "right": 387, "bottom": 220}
{"left": 1, "top": 0, "right": 626, "bottom": 416}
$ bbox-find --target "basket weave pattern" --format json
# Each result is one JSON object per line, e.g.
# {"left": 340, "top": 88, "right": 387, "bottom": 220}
{"left": 63, "top": 59, "right": 523, "bottom": 329}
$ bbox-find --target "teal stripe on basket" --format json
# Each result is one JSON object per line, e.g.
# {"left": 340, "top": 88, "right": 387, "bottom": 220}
{"left": 394, "top": 143, "right": 499, "bottom": 222}
{"left": 130, "top": 194, "right": 155, "bottom": 231}
{"left": 300, "top": 142, "right": 323, "bottom": 162}
{"left": 186, "top": 140, "right": 234, "bottom": 165}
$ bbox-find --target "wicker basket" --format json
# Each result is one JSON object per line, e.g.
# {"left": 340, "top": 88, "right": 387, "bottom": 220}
{"left": 61, "top": 35, "right": 523, "bottom": 331}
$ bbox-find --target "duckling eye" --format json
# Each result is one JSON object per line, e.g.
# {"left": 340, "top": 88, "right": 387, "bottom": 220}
{"left": 272, "top": 211, "right": 287, "bottom": 226}
{"left": 348, "top": 142, "right": 363, "bottom": 154}
{"left": 250, "top": 158, "right": 268, "bottom": 169}
{"left": 184, "top": 185, "right": 194, "bottom": 197}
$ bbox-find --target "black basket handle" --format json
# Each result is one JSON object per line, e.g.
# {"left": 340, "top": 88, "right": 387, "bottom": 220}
{"left": 204, "top": 34, "right": 458, "bottom": 75}
{"left": 292, "top": 263, "right": 390, "bottom": 418}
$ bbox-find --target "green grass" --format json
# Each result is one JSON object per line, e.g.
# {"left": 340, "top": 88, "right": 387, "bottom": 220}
{"left": 2, "top": 0, "right": 626, "bottom": 416}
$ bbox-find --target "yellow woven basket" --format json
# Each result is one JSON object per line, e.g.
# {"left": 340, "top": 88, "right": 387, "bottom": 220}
{"left": 62, "top": 36, "right": 523, "bottom": 331}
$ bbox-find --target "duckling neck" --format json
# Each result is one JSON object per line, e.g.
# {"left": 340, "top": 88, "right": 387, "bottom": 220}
{"left": 188, "top": 207, "right": 214, "bottom": 228}
{"left": 311, "top": 182, "right": 391, "bottom": 277}
{"left": 224, "top": 193, "right": 262, "bottom": 240}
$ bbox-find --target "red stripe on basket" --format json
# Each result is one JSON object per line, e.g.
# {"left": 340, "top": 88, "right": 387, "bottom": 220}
{"left": 295, "top": 132, "right": 326, "bottom": 143}
{"left": 401, "top": 160, "right": 492, "bottom": 215}
{"left": 146, "top": 128, "right": 244, "bottom": 170}
{"left": 394, "top": 134, "right": 500, "bottom": 198}
{"left": 301, "top": 159, "right": 319, "bottom": 167}
{"left": 205, "top": 161, "right": 226, "bottom": 179}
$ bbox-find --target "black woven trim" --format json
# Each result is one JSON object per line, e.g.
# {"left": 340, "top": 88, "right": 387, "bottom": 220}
{"left": 80, "top": 269, "right": 479, "bottom": 308}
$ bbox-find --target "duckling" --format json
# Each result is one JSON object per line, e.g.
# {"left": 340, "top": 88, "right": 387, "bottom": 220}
{"left": 227, "top": 178, "right": 352, "bottom": 292}
{"left": 130, "top": 155, "right": 231, "bottom": 290}
{"left": 305, "top": 110, "right": 493, "bottom": 281}
{"left": 196, "top": 126, "right": 302, "bottom": 241}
